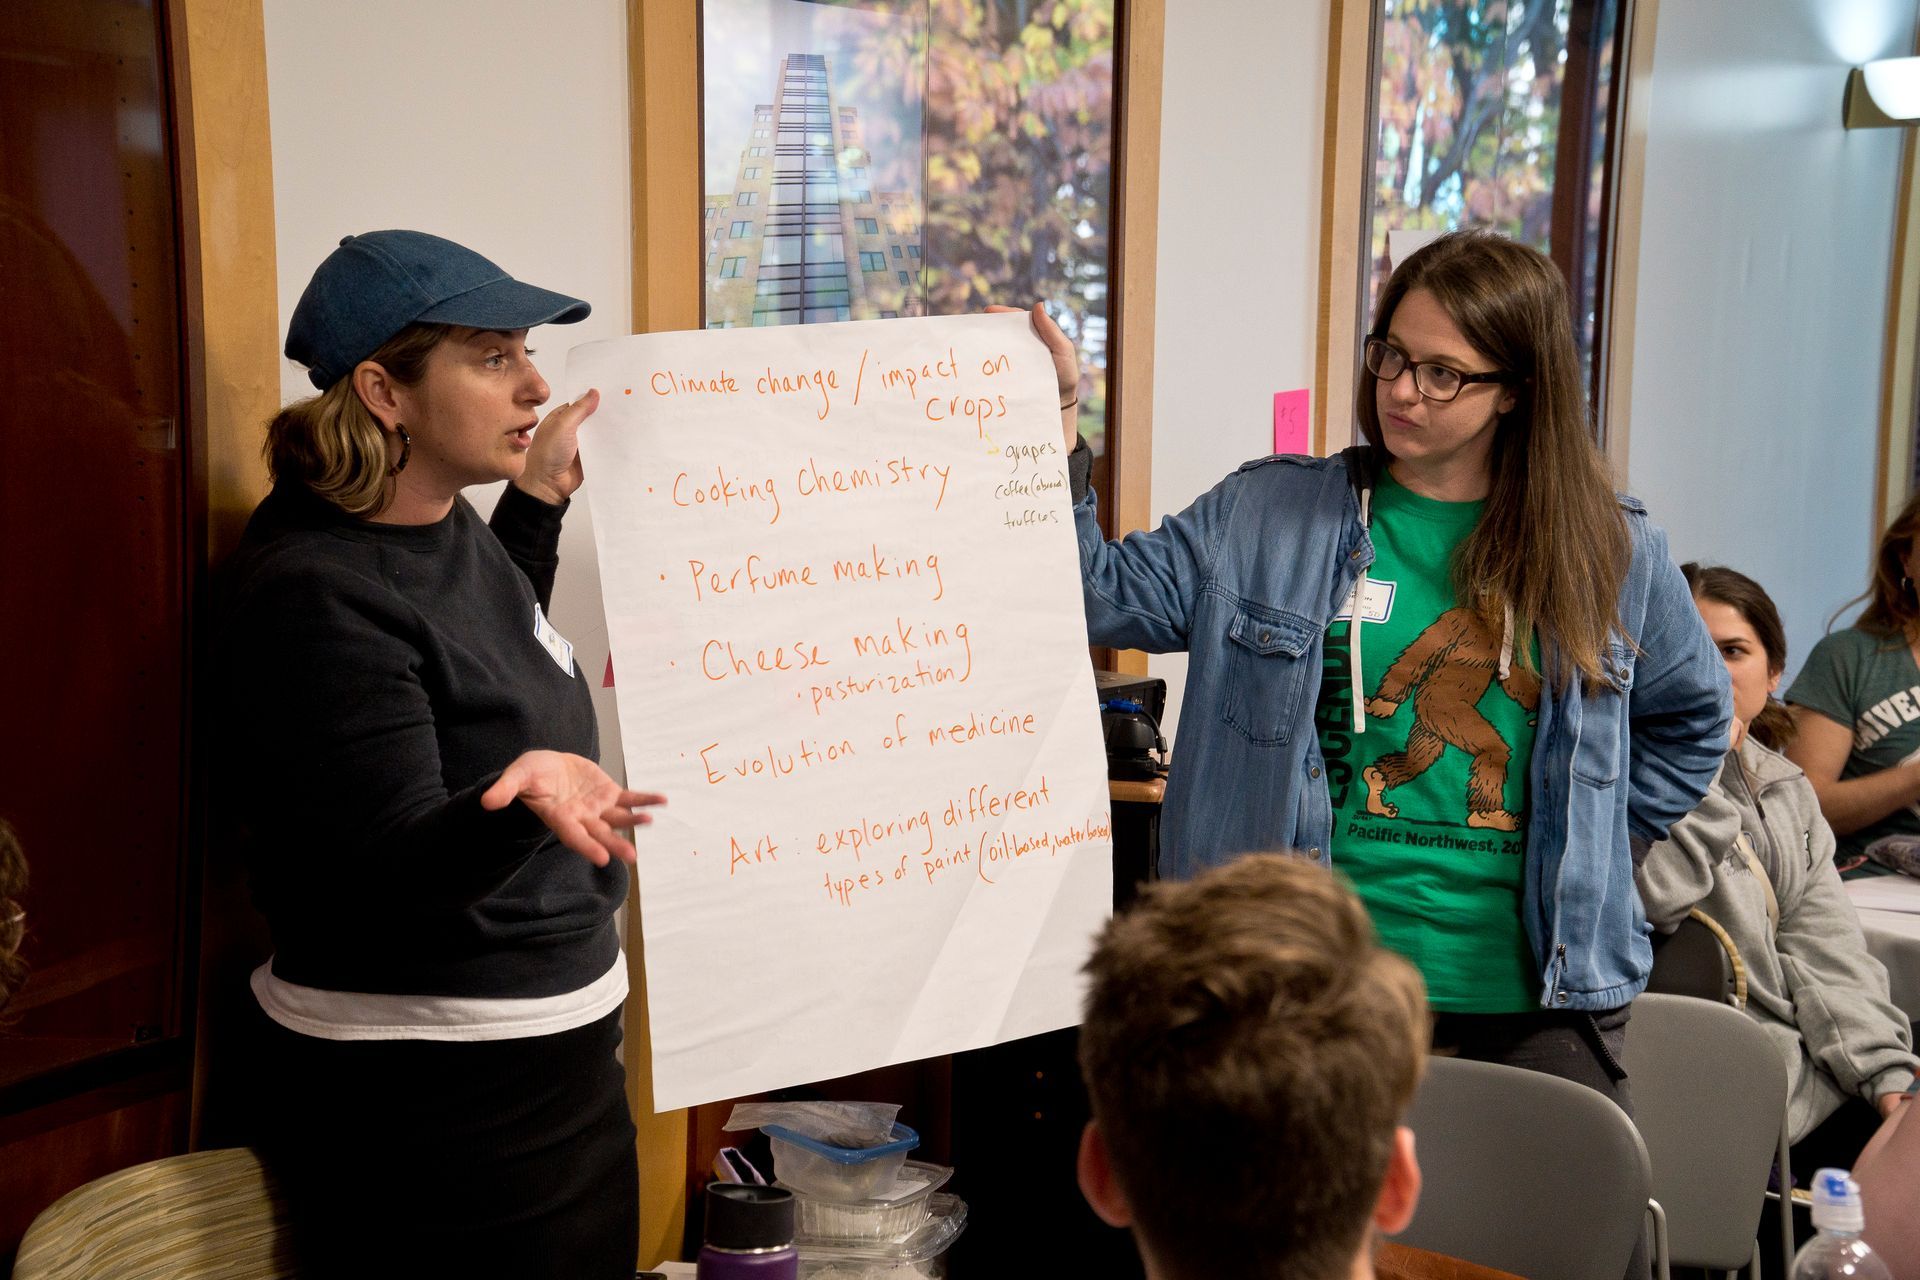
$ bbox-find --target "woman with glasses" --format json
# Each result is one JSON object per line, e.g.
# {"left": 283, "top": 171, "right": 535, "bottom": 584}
{"left": 1018, "top": 230, "right": 1728, "bottom": 1108}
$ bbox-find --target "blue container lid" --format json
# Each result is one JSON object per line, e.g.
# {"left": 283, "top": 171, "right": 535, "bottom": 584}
{"left": 762, "top": 1121, "right": 919, "bottom": 1165}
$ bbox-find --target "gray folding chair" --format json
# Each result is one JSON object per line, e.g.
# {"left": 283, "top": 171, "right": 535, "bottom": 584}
{"left": 1400, "top": 1054, "right": 1657, "bottom": 1280}
{"left": 1624, "top": 993, "right": 1793, "bottom": 1280}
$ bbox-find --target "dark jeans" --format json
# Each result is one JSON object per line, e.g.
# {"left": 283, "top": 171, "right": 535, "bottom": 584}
{"left": 1431, "top": 1006, "right": 1647, "bottom": 1280}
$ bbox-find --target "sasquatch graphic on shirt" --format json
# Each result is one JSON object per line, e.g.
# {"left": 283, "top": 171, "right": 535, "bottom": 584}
{"left": 1362, "top": 606, "right": 1541, "bottom": 832}
{"left": 1312, "top": 473, "right": 1542, "bottom": 1011}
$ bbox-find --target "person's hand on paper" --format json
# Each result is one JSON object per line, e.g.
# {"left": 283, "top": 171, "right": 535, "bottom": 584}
{"left": 514, "top": 387, "right": 601, "bottom": 506}
{"left": 988, "top": 303, "right": 1081, "bottom": 453}
{"left": 480, "top": 749, "right": 665, "bottom": 867}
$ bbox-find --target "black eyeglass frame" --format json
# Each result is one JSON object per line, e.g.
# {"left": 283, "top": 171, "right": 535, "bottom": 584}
{"left": 1363, "top": 337, "right": 1516, "bottom": 404}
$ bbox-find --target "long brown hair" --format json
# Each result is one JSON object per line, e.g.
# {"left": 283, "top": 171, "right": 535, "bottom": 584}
{"left": 1358, "top": 230, "right": 1629, "bottom": 691}
{"left": 266, "top": 323, "right": 449, "bottom": 516}
{"left": 1682, "top": 563, "right": 1795, "bottom": 751}
{"left": 1848, "top": 491, "right": 1920, "bottom": 639}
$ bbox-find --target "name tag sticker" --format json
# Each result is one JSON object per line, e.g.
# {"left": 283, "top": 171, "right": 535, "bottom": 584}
{"left": 533, "top": 604, "right": 576, "bottom": 676}
{"left": 1335, "top": 577, "right": 1396, "bottom": 626}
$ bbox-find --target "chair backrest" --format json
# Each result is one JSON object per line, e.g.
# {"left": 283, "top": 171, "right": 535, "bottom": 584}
{"left": 1398, "top": 1055, "right": 1652, "bottom": 1280}
{"left": 1646, "top": 912, "right": 1738, "bottom": 1005}
{"left": 13, "top": 1147, "right": 294, "bottom": 1280}
{"left": 1623, "top": 992, "right": 1790, "bottom": 1271}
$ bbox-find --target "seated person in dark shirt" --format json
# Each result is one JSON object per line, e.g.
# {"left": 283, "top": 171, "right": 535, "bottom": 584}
{"left": 1077, "top": 852, "right": 1428, "bottom": 1280}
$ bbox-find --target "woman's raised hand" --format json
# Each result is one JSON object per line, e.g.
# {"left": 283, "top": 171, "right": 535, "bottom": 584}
{"left": 989, "top": 302, "right": 1081, "bottom": 453}
{"left": 515, "top": 387, "right": 601, "bottom": 506}
{"left": 480, "top": 748, "right": 665, "bottom": 867}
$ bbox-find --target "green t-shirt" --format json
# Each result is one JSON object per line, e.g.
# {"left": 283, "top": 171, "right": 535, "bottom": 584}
{"left": 1785, "top": 626, "right": 1920, "bottom": 860}
{"left": 1314, "top": 474, "right": 1540, "bottom": 1013}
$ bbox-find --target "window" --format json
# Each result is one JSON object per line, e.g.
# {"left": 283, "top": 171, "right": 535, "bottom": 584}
{"left": 849, "top": 189, "right": 871, "bottom": 204}
{"left": 891, "top": 245, "right": 902, "bottom": 259}
{"left": 749, "top": 146, "right": 766, "bottom": 157}
{"left": 881, "top": 310, "right": 899, "bottom": 318}
{"left": 743, "top": 166, "right": 760, "bottom": 179}
{"left": 730, "top": 221, "right": 752, "bottom": 237}
{"left": 1363, "top": 0, "right": 1625, "bottom": 407}
{"left": 898, "top": 271, "right": 911, "bottom": 286}
{"left": 849, "top": 167, "right": 867, "bottom": 180}
{"left": 736, "top": 191, "right": 757, "bottom": 205}
{"left": 720, "top": 256, "right": 747, "bottom": 278}
{"left": 754, "top": 128, "right": 769, "bottom": 138}
{"left": 857, "top": 218, "right": 879, "bottom": 234}
{"left": 860, "top": 251, "right": 886, "bottom": 272}
{"left": 906, "top": 245, "right": 921, "bottom": 259}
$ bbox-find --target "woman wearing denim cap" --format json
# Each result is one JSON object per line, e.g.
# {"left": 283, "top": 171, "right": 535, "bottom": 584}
{"left": 1012, "top": 231, "right": 1730, "bottom": 1123}
{"left": 218, "top": 231, "right": 659, "bottom": 1278}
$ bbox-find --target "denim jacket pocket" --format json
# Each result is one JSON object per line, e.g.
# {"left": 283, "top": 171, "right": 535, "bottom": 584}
{"left": 1571, "top": 640, "right": 1636, "bottom": 786}
{"left": 1222, "top": 605, "right": 1317, "bottom": 747}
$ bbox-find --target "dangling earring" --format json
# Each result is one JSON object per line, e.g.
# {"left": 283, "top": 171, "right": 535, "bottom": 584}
{"left": 389, "top": 424, "right": 411, "bottom": 476}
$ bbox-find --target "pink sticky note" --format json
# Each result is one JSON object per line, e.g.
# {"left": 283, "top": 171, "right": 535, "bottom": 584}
{"left": 1273, "top": 388, "right": 1311, "bottom": 455}
{"left": 602, "top": 654, "right": 616, "bottom": 688}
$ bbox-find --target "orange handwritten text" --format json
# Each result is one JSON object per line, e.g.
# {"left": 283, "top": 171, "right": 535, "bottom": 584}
{"left": 728, "top": 832, "right": 779, "bottom": 876}
{"left": 796, "top": 455, "right": 951, "bottom": 511}
{"left": 756, "top": 364, "right": 839, "bottom": 420}
{"left": 651, "top": 368, "right": 741, "bottom": 397}
{"left": 924, "top": 393, "right": 1009, "bottom": 440}
{"left": 700, "top": 637, "right": 831, "bottom": 681}
{"left": 926, "top": 709, "right": 1037, "bottom": 746}
{"left": 671, "top": 467, "right": 783, "bottom": 525}
{"left": 830, "top": 545, "right": 944, "bottom": 601}
{"left": 688, "top": 554, "right": 817, "bottom": 603}
{"left": 876, "top": 348, "right": 960, "bottom": 400}
{"left": 700, "top": 737, "right": 857, "bottom": 785}
{"left": 814, "top": 807, "right": 936, "bottom": 862}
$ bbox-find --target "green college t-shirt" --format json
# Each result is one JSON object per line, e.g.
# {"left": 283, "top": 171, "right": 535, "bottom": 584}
{"left": 1314, "top": 474, "right": 1540, "bottom": 1012}
{"left": 1785, "top": 626, "right": 1920, "bottom": 860}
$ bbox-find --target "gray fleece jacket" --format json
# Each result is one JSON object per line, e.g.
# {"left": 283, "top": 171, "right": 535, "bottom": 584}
{"left": 1637, "top": 737, "right": 1917, "bottom": 1142}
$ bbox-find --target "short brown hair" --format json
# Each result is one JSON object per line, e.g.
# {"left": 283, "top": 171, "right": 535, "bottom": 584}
{"left": 264, "top": 322, "right": 449, "bottom": 516}
{"left": 1078, "top": 853, "right": 1428, "bottom": 1280}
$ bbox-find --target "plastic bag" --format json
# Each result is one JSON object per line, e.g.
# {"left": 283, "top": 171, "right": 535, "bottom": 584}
{"left": 723, "top": 1100, "right": 901, "bottom": 1149}
{"left": 1866, "top": 835, "right": 1920, "bottom": 879}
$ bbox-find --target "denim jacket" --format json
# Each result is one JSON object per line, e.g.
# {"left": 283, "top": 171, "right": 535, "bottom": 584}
{"left": 1071, "top": 444, "right": 1731, "bottom": 1010}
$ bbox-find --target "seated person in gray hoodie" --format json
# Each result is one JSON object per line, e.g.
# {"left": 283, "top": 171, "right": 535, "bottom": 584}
{"left": 1638, "top": 564, "right": 1916, "bottom": 1171}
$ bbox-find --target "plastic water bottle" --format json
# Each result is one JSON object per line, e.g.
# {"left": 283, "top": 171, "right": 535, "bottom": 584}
{"left": 1790, "top": 1168, "right": 1892, "bottom": 1280}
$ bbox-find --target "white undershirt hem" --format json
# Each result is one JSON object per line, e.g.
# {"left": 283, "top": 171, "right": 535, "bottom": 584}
{"left": 251, "top": 951, "right": 628, "bottom": 1042}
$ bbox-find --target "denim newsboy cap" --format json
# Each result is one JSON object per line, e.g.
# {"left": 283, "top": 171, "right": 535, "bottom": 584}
{"left": 285, "top": 230, "right": 591, "bottom": 390}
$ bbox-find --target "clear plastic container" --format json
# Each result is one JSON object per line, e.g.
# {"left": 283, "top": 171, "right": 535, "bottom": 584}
{"left": 789, "top": 1162, "right": 954, "bottom": 1241}
{"left": 764, "top": 1122, "right": 919, "bottom": 1203}
{"left": 795, "top": 1193, "right": 966, "bottom": 1279}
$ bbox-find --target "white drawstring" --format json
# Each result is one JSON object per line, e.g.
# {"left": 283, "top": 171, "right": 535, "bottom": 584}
{"left": 1497, "top": 601, "right": 1515, "bottom": 682}
{"left": 1349, "top": 487, "right": 1372, "bottom": 734}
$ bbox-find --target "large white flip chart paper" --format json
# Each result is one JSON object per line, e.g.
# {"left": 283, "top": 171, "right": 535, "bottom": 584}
{"left": 569, "top": 312, "right": 1112, "bottom": 1111}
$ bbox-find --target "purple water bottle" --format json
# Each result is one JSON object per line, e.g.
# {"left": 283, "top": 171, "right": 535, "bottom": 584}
{"left": 696, "top": 1183, "right": 798, "bottom": 1279}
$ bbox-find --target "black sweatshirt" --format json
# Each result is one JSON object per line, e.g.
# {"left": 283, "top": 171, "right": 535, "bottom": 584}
{"left": 218, "top": 482, "right": 624, "bottom": 1000}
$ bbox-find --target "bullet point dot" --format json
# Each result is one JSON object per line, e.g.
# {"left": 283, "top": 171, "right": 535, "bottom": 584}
{"left": 659, "top": 573, "right": 666, "bottom": 581}
{"left": 624, "top": 387, "right": 633, "bottom": 395}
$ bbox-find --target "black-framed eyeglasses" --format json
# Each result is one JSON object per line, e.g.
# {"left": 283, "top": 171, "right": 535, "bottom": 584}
{"left": 1364, "top": 338, "right": 1512, "bottom": 404}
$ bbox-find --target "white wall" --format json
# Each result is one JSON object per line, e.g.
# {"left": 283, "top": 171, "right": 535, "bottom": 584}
{"left": 1625, "top": 1, "right": 1914, "bottom": 677}
{"left": 263, "top": 0, "right": 633, "bottom": 773}
{"left": 1147, "top": 1, "right": 1330, "bottom": 741}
